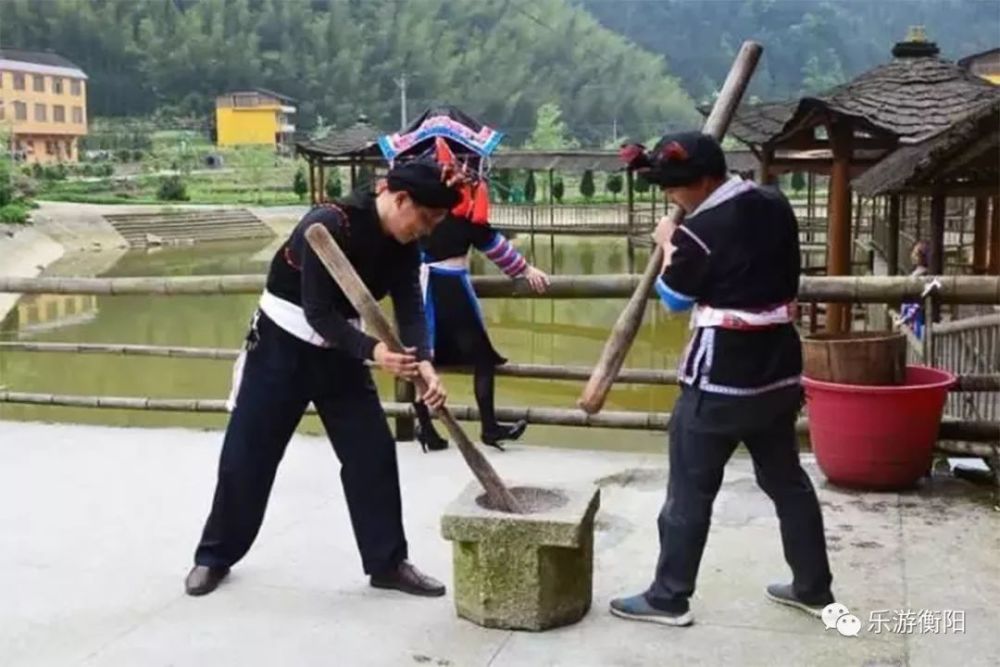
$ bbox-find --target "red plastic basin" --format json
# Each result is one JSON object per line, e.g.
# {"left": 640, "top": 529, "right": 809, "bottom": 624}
{"left": 803, "top": 366, "right": 955, "bottom": 490}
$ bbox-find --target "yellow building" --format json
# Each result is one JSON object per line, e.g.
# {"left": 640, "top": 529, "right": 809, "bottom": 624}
{"left": 958, "top": 47, "right": 1000, "bottom": 85}
{"left": 215, "top": 88, "right": 296, "bottom": 148}
{"left": 0, "top": 48, "right": 88, "bottom": 163}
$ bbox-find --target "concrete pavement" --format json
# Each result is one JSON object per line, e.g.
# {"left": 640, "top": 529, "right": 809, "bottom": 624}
{"left": 1, "top": 420, "right": 996, "bottom": 666}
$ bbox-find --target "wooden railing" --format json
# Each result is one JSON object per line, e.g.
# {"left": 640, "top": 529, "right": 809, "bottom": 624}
{"left": 929, "top": 314, "right": 1000, "bottom": 423}
{"left": 3, "top": 274, "right": 999, "bottom": 302}
{"left": 1, "top": 274, "right": 998, "bottom": 460}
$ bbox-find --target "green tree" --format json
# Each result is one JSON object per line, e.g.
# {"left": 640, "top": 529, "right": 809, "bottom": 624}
{"left": 801, "top": 49, "right": 847, "bottom": 95}
{"left": 0, "top": 0, "right": 702, "bottom": 142}
{"left": 551, "top": 177, "right": 565, "bottom": 204}
{"left": 524, "top": 102, "right": 578, "bottom": 150}
{"left": 791, "top": 171, "right": 806, "bottom": 193}
{"left": 157, "top": 175, "right": 189, "bottom": 201}
{"left": 634, "top": 173, "right": 651, "bottom": 195}
{"left": 606, "top": 173, "right": 623, "bottom": 201}
{"left": 580, "top": 170, "right": 595, "bottom": 201}
{"left": 581, "top": 0, "right": 998, "bottom": 101}
{"left": 524, "top": 171, "right": 536, "bottom": 204}
{"left": 325, "top": 171, "right": 342, "bottom": 200}
{"left": 0, "top": 154, "right": 15, "bottom": 207}
{"left": 493, "top": 169, "right": 512, "bottom": 203}
{"left": 293, "top": 167, "right": 308, "bottom": 201}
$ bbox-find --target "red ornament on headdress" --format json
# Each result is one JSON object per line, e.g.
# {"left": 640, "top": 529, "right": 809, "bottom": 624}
{"left": 469, "top": 181, "right": 490, "bottom": 225}
{"left": 660, "top": 141, "right": 689, "bottom": 162}
{"left": 434, "top": 136, "right": 489, "bottom": 225}
{"left": 619, "top": 143, "right": 646, "bottom": 165}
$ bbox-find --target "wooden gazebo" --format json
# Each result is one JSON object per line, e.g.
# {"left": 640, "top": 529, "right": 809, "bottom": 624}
{"left": 727, "top": 27, "right": 1000, "bottom": 331}
{"left": 853, "top": 98, "right": 1000, "bottom": 277}
{"left": 295, "top": 114, "right": 383, "bottom": 204}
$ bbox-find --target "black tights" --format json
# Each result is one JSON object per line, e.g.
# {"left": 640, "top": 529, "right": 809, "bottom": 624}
{"left": 414, "top": 364, "right": 498, "bottom": 436}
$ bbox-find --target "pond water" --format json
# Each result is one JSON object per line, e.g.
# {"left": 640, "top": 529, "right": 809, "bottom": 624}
{"left": 0, "top": 234, "right": 691, "bottom": 453}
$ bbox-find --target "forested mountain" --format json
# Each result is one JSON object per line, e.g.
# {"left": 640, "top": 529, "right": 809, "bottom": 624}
{"left": 3, "top": 0, "right": 996, "bottom": 144}
{"left": 579, "top": 0, "right": 999, "bottom": 103}
{"left": 0, "top": 0, "right": 697, "bottom": 144}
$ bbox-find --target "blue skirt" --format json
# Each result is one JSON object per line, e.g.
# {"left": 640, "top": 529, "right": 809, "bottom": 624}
{"left": 424, "top": 267, "right": 505, "bottom": 367}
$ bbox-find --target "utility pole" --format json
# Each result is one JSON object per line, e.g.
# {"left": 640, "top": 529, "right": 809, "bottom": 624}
{"left": 612, "top": 118, "right": 618, "bottom": 144}
{"left": 394, "top": 73, "right": 408, "bottom": 129}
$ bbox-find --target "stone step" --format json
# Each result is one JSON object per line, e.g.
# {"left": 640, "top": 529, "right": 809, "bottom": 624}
{"left": 103, "top": 208, "right": 275, "bottom": 247}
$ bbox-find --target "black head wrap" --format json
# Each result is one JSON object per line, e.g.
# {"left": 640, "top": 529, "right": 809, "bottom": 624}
{"left": 619, "top": 131, "right": 727, "bottom": 187}
{"left": 386, "top": 157, "right": 461, "bottom": 209}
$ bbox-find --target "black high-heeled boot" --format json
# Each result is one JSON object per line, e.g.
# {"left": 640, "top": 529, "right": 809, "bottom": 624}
{"left": 416, "top": 423, "right": 449, "bottom": 452}
{"left": 413, "top": 402, "right": 448, "bottom": 452}
{"left": 481, "top": 419, "right": 527, "bottom": 451}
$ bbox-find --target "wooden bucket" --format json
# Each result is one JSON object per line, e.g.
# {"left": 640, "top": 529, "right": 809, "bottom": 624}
{"left": 801, "top": 332, "right": 907, "bottom": 386}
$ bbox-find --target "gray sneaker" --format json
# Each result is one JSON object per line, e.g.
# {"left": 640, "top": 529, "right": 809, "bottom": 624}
{"left": 765, "top": 583, "right": 834, "bottom": 618}
{"left": 609, "top": 594, "right": 693, "bottom": 627}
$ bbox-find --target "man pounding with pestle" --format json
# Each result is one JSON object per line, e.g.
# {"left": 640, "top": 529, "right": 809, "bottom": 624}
{"left": 609, "top": 132, "right": 836, "bottom": 627}
{"left": 185, "top": 157, "right": 462, "bottom": 599}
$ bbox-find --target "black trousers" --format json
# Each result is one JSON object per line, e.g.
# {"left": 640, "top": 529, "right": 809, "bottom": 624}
{"left": 646, "top": 385, "right": 833, "bottom": 613}
{"left": 194, "top": 313, "right": 407, "bottom": 575}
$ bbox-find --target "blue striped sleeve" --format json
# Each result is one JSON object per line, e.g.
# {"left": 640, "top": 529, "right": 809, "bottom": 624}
{"left": 655, "top": 276, "right": 696, "bottom": 312}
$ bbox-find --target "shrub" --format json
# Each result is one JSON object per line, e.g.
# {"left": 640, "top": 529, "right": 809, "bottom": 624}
{"left": 606, "top": 173, "right": 623, "bottom": 200}
{"left": 157, "top": 175, "right": 189, "bottom": 201}
{"left": 552, "top": 177, "right": 565, "bottom": 203}
{"left": 0, "top": 203, "right": 30, "bottom": 224}
{"left": 325, "top": 173, "right": 342, "bottom": 200}
{"left": 580, "top": 170, "right": 595, "bottom": 200}
{"left": 293, "top": 167, "right": 308, "bottom": 201}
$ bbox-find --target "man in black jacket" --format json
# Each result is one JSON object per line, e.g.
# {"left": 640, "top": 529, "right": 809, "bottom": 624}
{"left": 185, "top": 158, "right": 460, "bottom": 599}
{"left": 610, "top": 133, "right": 835, "bottom": 627}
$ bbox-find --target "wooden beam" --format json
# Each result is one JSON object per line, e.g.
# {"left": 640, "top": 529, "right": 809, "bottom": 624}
{"left": 931, "top": 129, "right": 1000, "bottom": 178}
{"left": 776, "top": 135, "right": 897, "bottom": 152}
{"left": 888, "top": 195, "right": 901, "bottom": 276}
{"left": 929, "top": 194, "right": 946, "bottom": 275}
{"left": 974, "top": 197, "right": 990, "bottom": 275}
{"left": 990, "top": 196, "right": 1000, "bottom": 275}
{"left": 3, "top": 391, "right": 998, "bottom": 447}
{"left": 916, "top": 196, "right": 924, "bottom": 239}
{"left": 308, "top": 160, "right": 317, "bottom": 205}
{"left": 893, "top": 183, "right": 1000, "bottom": 197}
{"left": 3, "top": 274, "right": 999, "bottom": 303}
{"left": 929, "top": 193, "right": 946, "bottom": 322}
{"left": 826, "top": 120, "right": 853, "bottom": 332}
{"left": 625, "top": 168, "right": 634, "bottom": 237}
{"left": 759, "top": 145, "right": 775, "bottom": 185}
{"left": 318, "top": 163, "right": 326, "bottom": 203}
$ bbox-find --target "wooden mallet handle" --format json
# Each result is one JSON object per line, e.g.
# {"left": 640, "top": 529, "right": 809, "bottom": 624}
{"left": 578, "top": 40, "right": 764, "bottom": 414}
{"left": 305, "top": 223, "right": 525, "bottom": 514}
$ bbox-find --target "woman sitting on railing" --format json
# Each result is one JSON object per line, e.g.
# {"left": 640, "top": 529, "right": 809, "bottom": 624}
{"left": 899, "top": 240, "right": 929, "bottom": 338}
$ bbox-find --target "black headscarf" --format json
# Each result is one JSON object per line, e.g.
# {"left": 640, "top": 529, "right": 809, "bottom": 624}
{"left": 386, "top": 157, "right": 462, "bottom": 209}
{"left": 619, "top": 131, "right": 727, "bottom": 187}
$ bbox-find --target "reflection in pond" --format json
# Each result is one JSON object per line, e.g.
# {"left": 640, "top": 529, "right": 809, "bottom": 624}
{"left": 0, "top": 235, "right": 687, "bottom": 453}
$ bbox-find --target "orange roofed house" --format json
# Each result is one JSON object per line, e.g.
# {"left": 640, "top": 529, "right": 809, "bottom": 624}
{"left": 0, "top": 48, "right": 88, "bottom": 163}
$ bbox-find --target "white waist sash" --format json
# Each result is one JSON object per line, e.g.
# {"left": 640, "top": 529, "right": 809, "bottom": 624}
{"left": 691, "top": 302, "right": 797, "bottom": 330}
{"left": 227, "top": 291, "right": 361, "bottom": 412}
{"left": 419, "top": 255, "right": 471, "bottom": 304}
{"left": 258, "top": 289, "right": 360, "bottom": 347}
{"left": 425, "top": 255, "right": 469, "bottom": 271}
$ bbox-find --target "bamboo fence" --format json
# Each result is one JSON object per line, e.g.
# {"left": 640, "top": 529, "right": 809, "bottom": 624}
{"left": 2, "top": 274, "right": 999, "bottom": 303}
{"left": 0, "top": 390, "right": 994, "bottom": 457}
{"left": 2, "top": 341, "right": 997, "bottom": 391}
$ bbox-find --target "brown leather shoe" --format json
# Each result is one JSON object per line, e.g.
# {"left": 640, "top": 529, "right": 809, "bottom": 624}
{"left": 184, "top": 565, "right": 230, "bottom": 596}
{"left": 370, "top": 561, "right": 446, "bottom": 597}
